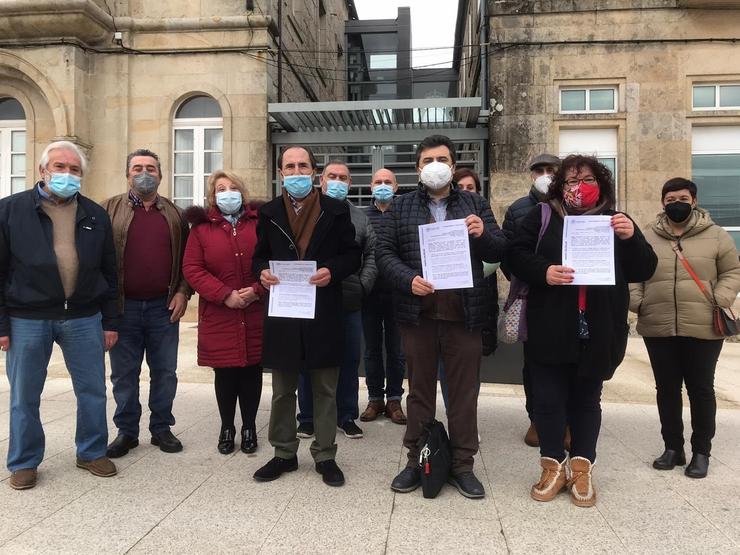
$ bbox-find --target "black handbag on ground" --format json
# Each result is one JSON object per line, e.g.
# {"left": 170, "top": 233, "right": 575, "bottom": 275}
{"left": 417, "top": 419, "right": 452, "bottom": 499}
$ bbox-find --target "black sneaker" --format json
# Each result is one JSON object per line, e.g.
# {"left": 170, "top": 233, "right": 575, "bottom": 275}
{"left": 315, "top": 459, "right": 345, "bottom": 487}
{"left": 448, "top": 471, "right": 485, "bottom": 499}
{"left": 296, "top": 422, "right": 314, "bottom": 439}
{"left": 391, "top": 467, "right": 420, "bottom": 493}
{"left": 253, "top": 456, "right": 298, "bottom": 482}
{"left": 338, "top": 420, "right": 363, "bottom": 439}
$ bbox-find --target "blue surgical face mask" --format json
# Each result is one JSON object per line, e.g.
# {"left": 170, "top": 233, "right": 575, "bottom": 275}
{"left": 46, "top": 172, "right": 81, "bottom": 198}
{"left": 372, "top": 184, "right": 394, "bottom": 203}
{"left": 282, "top": 174, "right": 313, "bottom": 198}
{"left": 216, "top": 190, "right": 243, "bottom": 215}
{"left": 325, "top": 180, "right": 349, "bottom": 201}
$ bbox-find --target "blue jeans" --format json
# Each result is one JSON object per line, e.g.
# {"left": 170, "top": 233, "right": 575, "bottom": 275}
{"left": 361, "top": 294, "right": 405, "bottom": 401}
{"left": 109, "top": 297, "right": 179, "bottom": 437}
{"left": 298, "top": 310, "right": 361, "bottom": 426}
{"left": 439, "top": 361, "right": 481, "bottom": 412}
{"left": 6, "top": 314, "right": 108, "bottom": 471}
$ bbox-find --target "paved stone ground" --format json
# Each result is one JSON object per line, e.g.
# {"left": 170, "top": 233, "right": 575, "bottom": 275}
{"left": 0, "top": 330, "right": 738, "bottom": 554}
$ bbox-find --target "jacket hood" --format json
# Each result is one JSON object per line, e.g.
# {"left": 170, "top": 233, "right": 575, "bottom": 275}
{"left": 184, "top": 200, "right": 262, "bottom": 227}
{"left": 652, "top": 207, "right": 715, "bottom": 240}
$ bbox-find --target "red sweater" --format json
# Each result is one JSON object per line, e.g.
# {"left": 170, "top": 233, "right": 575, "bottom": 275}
{"left": 124, "top": 206, "right": 172, "bottom": 300}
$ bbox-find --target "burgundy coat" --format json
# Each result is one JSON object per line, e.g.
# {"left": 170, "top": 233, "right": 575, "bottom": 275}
{"left": 183, "top": 204, "right": 265, "bottom": 369}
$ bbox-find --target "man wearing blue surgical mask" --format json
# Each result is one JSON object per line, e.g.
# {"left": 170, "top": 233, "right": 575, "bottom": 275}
{"left": 296, "top": 161, "right": 377, "bottom": 441}
{"left": 0, "top": 141, "right": 120, "bottom": 490}
{"left": 252, "top": 147, "right": 361, "bottom": 487}
{"left": 102, "top": 149, "right": 191, "bottom": 458}
{"left": 360, "top": 168, "right": 408, "bottom": 426}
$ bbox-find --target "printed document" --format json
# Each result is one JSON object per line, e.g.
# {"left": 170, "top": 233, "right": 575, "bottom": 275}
{"left": 267, "top": 260, "right": 317, "bottom": 319}
{"left": 562, "top": 216, "right": 615, "bottom": 285}
{"left": 418, "top": 218, "right": 474, "bottom": 290}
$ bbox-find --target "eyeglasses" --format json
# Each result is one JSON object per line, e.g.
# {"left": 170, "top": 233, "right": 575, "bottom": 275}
{"left": 565, "top": 177, "right": 597, "bottom": 187}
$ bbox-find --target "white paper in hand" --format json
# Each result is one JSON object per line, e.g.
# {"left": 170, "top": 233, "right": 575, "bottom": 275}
{"left": 267, "top": 260, "right": 317, "bottom": 319}
{"left": 562, "top": 216, "right": 615, "bottom": 285}
{"left": 418, "top": 218, "right": 474, "bottom": 290}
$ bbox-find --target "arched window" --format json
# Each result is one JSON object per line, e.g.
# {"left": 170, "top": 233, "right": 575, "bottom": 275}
{"left": 0, "top": 97, "right": 26, "bottom": 198}
{"left": 172, "top": 95, "right": 223, "bottom": 207}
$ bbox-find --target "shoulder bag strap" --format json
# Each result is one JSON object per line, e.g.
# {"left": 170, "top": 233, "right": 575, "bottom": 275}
{"left": 670, "top": 240, "right": 715, "bottom": 306}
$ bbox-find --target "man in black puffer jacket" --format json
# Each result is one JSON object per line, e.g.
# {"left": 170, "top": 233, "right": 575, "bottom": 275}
{"left": 377, "top": 135, "right": 507, "bottom": 500}
{"left": 501, "top": 153, "right": 560, "bottom": 450}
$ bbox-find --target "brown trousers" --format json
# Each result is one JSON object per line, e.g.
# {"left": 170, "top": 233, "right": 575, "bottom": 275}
{"left": 399, "top": 318, "right": 482, "bottom": 473}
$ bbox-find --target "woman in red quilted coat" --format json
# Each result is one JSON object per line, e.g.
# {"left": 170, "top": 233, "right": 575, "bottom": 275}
{"left": 183, "top": 171, "right": 265, "bottom": 455}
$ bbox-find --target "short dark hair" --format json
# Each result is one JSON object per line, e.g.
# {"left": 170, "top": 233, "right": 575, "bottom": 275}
{"left": 278, "top": 146, "right": 318, "bottom": 171}
{"left": 453, "top": 168, "right": 480, "bottom": 193}
{"left": 126, "top": 148, "right": 161, "bottom": 177}
{"left": 548, "top": 154, "right": 616, "bottom": 210}
{"left": 661, "top": 177, "right": 697, "bottom": 201}
{"left": 415, "top": 134, "right": 457, "bottom": 168}
{"left": 321, "top": 159, "right": 351, "bottom": 177}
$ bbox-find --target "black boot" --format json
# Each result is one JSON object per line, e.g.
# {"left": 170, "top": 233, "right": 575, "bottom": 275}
{"left": 685, "top": 453, "right": 709, "bottom": 479}
{"left": 241, "top": 425, "right": 258, "bottom": 454}
{"left": 652, "top": 449, "right": 686, "bottom": 470}
{"left": 217, "top": 427, "right": 236, "bottom": 455}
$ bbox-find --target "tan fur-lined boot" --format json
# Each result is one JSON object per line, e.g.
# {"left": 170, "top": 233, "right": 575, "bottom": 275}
{"left": 530, "top": 457, "right": 567, "bottom": 502}
{"left": 568, "top": 456, "right": 596, "bottom": 507}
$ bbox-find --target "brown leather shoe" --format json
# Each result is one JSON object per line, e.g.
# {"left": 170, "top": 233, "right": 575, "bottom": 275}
{"left": 9, "top": 468, "right": 37, "bottom": 490}
{"left": 524, "top": 422, "right": 539, "bottom": 447}
{"left": 360, "top": 400, "right": 385, "bottom": 422}
{"left": 385, "top": 400, "right": 407, "bottom": 425}
{"left": 531, "top": 457, "right": 567, "bottom": 502}
{"left": 564, "top": 426, "right": 572, "bottom": 452}
{"left": 76, "top": 456, "right": 117, "bottom": 477}
{"left": 568, "top": 456, "right": 596, "bottom": 507}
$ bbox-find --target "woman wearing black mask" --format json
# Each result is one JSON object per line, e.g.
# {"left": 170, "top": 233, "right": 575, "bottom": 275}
{"left": 630, "top": 177, "right": 740, "bottom": 479}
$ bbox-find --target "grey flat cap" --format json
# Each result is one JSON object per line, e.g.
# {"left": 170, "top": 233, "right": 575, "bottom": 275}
{"left": 529, "top": 153, "right": 561, "bottom": 170}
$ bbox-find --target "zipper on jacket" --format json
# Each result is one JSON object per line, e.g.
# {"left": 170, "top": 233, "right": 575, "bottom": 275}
{"left": 672, "top": 244, "right": 679, "bottom": 336}
{"left": 270, "top": 219, "right": 299, "bottom": 255}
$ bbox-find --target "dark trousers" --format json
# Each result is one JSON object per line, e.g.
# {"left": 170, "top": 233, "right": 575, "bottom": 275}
{"left": 643, "top": 336, "right": 724, "bottom": 456}
{"left": 109, "top": 296, "right": 179, "bottom": 437}
{"left": 529, "top": 361, "right": 603, "bottom": 462}
{"left": 400, "top": 318, "right": 481, "bottom": 474}
{"left": 214, "top": 365, "right": 263, "bottom": 430}
{"left": 361, "top": 293, "right": 406, "bottom": 401}
{"left": 298, "top": 310, "right": 362, "bottom": 425}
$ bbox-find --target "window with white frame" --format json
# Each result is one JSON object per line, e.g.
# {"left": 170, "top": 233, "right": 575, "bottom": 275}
{"left": 559, "top": 128, "right": 619, "bottom": 193}
{"left": 0, "top": 97, "right": 27, "bottom": 198}
{"left": 692, "top": 84, "right": 740, "bottom": 110}
{"left": 172, "top": 95, "right": 223, "bottom": 208}
{"left": 559, "top": 87, "right": 617, "bottom": 114}
{"left": 691, "top": 126, "right": 740, "bottom": 250}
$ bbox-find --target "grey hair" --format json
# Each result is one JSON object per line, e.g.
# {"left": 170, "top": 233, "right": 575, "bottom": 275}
{"left": 39, "top": 141, "right": 88, "bottom": 175}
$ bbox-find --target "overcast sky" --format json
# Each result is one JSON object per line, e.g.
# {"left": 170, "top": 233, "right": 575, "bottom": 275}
{"left": 353, "top": 0, "right": 458, "bottom": 68}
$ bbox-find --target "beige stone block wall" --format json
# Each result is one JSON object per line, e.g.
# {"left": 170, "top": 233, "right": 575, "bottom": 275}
{"left": 488, "top": 6, "right": 740, "bottom": 230}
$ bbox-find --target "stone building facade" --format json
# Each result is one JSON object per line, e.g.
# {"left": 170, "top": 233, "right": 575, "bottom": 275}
{"left": 485, "top": 0, "right": 740, "bottom": 248}
{"left": 0, "top": 0, "right": 352, "bottom": 204}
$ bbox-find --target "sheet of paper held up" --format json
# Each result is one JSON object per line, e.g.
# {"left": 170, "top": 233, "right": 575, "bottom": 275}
{"left": 561, "top": 216, "right": 615, "bottom": 286}
{"left": 418, "top": 218, "right": 474, "bottom": 290}
{"left": 267, "top": 260, "right": 317, "bottom": 319}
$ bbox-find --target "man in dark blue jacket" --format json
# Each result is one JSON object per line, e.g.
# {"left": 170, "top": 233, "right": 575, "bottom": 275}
{"left": 376, "top": 135, "right": 507, "bottom": 499}
{"left": 0, "top": 141, "right": 119, "bottom": 490}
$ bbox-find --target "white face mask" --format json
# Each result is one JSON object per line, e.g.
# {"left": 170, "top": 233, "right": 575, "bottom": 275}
{"left": 420, "top": 161, "right": 453, "bottom": 191}
{"left": 533, "top": 174, "right": 552, "bottom": 195}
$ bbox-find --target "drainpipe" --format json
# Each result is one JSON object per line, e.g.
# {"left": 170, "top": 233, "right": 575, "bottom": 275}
{"left": 479, "top": 0, "right": 490, "bottom": 197}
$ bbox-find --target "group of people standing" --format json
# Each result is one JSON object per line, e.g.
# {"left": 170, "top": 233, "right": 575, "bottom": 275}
{"left": 1, "top": 136, "right": 738, "bottom": 509}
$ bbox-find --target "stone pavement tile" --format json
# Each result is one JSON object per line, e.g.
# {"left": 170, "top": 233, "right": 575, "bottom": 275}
{"left": 0, "top": 454, "right": 101, "bottom": 546}
{"left": 498, "top": 504, "right": 625, "bottom": 555}
{"left": 258, "top": 459, "right": 396, "bottom": 554}
{"left": 596, "top": 489, "right": 738, "bottom": 553}
{"left": 386, "top": 514, "right": 508, "bottom": 555}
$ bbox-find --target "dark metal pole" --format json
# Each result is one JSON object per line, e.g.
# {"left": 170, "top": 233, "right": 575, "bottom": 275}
{"left": 277, "top": 0, "right": 283, "bottom": 102}
{"left": 479, "top": 0, "right": 490, "bottom": 197}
